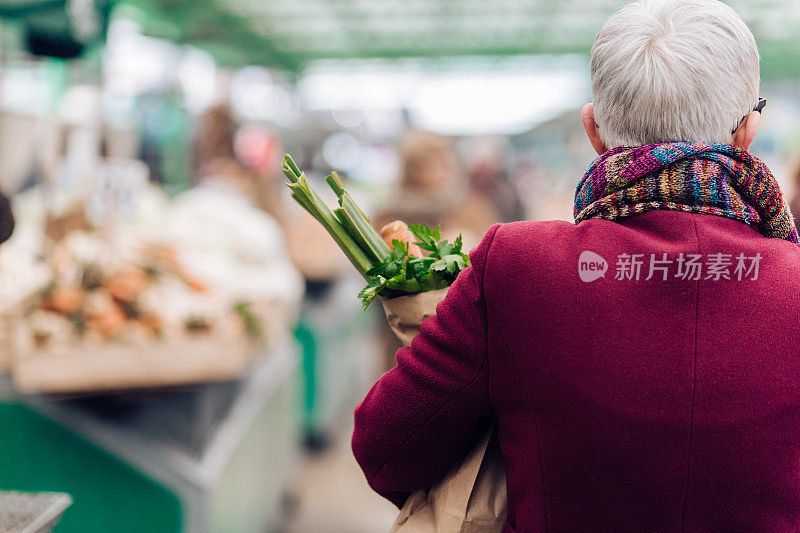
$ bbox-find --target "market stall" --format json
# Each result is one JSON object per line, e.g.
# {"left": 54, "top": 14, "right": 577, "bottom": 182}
{"left": 0, "top": 337, "right": 299, "bottom": 532}
{"left": 0, "top": 110, "right": 306, "bottom": 533}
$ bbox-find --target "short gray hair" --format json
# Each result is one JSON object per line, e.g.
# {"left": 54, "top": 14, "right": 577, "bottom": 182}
{"left": 591, "top": 0, "right": 760, "bottom": 148}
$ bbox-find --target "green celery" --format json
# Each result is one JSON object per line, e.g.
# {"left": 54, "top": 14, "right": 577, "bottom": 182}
{"left": 283, "top": 158, "right": 373, "bottom": 277}
{"left": 325, "top": 173, "right": 345, "bottom": 197}
{"left": 282, "top": 155, "right": 302, "bottom": 180}
{"left": 339, "top": 194, "right": 390, "bottom": 262}
{"left": 324, "top": 172, "right": 390, "bottom": 262}
{"left": 334, "top": 207, "right": 380, "bottom": 262}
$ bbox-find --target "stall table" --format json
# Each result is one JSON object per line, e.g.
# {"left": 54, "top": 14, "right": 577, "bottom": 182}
{"left": 0, "top": 338, "right": 300, "bottom": 533}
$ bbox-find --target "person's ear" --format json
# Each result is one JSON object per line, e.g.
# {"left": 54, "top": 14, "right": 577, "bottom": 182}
{"left": 581, "top": 103, "right": 608, "bottom": 155}
{"left": 732, "top": 110, "right": 761, "bottom": 151}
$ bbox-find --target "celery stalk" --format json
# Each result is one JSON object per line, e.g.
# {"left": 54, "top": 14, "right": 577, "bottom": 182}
{"left": 283, "top": 155, "right": 302, "bottom": 180}
{"left": 334, "top": 207, "right": 379, "bottom": 262}
{"left": 291, "top": 187, "right": 372, "bottom": 276}
{"left": 340, "top": 194, "right": 390, "bottom": 261}
{"left": 324, "top": 172, "right": 390, "bottom": 262}
{"left": 282, "top": 157, "right": 373, "bottom": 277}
{"left": 325, "top": 174, "right": 345, "bottom": 197}
{"left": 334, "top": 205, "right": 389, "bottom": 263}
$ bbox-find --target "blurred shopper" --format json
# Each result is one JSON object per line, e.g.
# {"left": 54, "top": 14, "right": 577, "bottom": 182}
{"left": 353, "top": 1, "right": 800, "bottom": 530}
{"left": 192, "top": 106, "right": 345, "bottom": 282}
{"left": 191, "top": 105, "right": 279, "bottom": 217}
{"left": 234, "top": 123, "right": 286, "bottom": 218}
{"left": 376, "top": 130, "right": 498, "bottom": 250}
{"left": 173, "top": 104, "right": 303, "bottom": 312}
{"left": 192, "top": 104, "right": 238, "bottom": 181}
{"left": 138, "top": 88, "right": 192, "bottom": 195}
{"left": 464, "top": 136, "right": 526, "bottom": 222}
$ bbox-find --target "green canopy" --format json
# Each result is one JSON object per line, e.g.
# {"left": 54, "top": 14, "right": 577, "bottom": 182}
{"left": 3, "top": 0, "right": 798, "bottom": 78}
{"left": 131, "top": 0, "right": 800, "bottom": 79}
{"left": 0, "top": 0, "right": 112, "bottom": 58}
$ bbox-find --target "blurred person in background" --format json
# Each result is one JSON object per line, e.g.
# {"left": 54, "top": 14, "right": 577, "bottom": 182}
{"left": 353, "top": 0, "right": 800, "bottom": 530}
{"left": 138, "top": 87, "right": 192, "bottom": 195}
{"left": 190, "top": 105, "right": 344, "bottom": 287}
{"left": 170, "top": 104, "right": 303, "bottom": 313}
{"left": 376, "top": 130, "right": 499, "bottom": 250}
{"left": 191, "top": 104, "right": 284, "bottom": 219}
{"left": 193, "top": 104, "right": 240, "bottom": 184}
{"left": 464, "top": 136, "right": 526, "bottom": 223}
{"left": 234, "top": 123, "right": 286, "bottom": 219}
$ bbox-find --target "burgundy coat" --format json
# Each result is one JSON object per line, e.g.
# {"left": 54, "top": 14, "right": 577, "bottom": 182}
{"left": 353, "top": 210, "right": 800, "bottom": 532}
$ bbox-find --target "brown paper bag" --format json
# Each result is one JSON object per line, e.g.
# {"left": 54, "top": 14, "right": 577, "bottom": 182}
{"left": 382, "top": 290, "right": 507, "bottom": 533}
{"left": 381, "top": 288, "right": 449, "bottom": 347}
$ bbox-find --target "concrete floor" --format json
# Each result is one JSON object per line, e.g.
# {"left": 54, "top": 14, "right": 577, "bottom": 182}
{"left": 283, "top": 422, "right": 398, "bottom": 533}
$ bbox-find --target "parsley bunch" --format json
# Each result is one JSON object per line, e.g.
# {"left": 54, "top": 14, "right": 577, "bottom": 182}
{"left": 282, "top": 154, "right": 470, "bottom": 310}
{"left": 358, "top": 225, "right": 469, "bottom": 309}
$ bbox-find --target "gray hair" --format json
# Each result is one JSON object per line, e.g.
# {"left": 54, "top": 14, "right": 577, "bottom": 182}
{"left": 590, "top": 0, "right": 760, "bottom": 148}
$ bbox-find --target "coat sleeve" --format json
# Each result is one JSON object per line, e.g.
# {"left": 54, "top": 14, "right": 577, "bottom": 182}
{"left": 352, "top": 224, "right": 501, "bottom": 508}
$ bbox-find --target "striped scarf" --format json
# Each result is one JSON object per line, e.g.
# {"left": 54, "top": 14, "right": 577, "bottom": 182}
{"left": 573, "top": 142, "right": 800, "bottom": 246}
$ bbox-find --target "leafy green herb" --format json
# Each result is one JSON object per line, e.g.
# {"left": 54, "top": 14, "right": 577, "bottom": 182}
{"left": 357, "top": 225, "right": 470, "bottom": 309}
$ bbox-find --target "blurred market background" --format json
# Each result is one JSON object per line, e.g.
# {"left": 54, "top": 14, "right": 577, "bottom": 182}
{"left": 0, "top": 0, "right": 798, "bottom": 531}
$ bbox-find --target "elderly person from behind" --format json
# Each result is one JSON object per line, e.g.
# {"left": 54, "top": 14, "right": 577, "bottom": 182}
{"left": 353, "top": 0, "right": 800, "bottom": 530}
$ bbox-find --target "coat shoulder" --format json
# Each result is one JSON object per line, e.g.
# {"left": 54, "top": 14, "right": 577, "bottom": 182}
{"left": 495, "top": 220, "right": 577, "bottom": 242}
{"left": 488, "top": 220, "right": 582, "bottom": 258}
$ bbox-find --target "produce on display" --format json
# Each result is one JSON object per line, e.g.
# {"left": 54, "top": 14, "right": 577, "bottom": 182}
{"left": 0, "top": 181, "right": 303, "bottom": 393}
{"left": 18, "top": 235, "right": 263, "bottom": 350}
{"left": 282, "top": 155, "right": 471, "bottom": 308}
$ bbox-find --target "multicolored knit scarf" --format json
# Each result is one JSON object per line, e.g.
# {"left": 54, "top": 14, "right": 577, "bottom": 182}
{"left": 573, "top": 142, "right": 800, "bottom": 245}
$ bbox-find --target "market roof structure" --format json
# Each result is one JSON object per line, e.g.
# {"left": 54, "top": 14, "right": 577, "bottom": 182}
{"left": 138, "top": 0, "right": 800, "bottom": 77}
{"left": 2, "top": 0, "right": 799, "bottom": 77}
